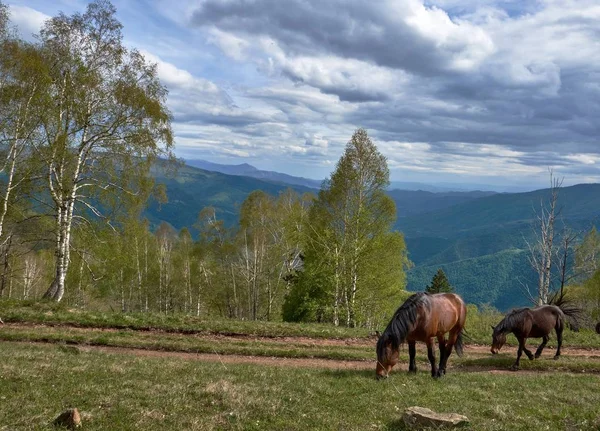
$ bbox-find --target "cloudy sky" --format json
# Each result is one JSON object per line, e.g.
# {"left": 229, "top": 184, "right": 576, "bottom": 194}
{"left": 6, "top": 0, "right": 600, "bottom": 190}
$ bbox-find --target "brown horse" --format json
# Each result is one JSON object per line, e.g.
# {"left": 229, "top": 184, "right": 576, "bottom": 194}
{"left": 376, "top": 292, "right": 467, "bottom": 379}
{"left": 491, "top": 304, "right": 566, "bottom": 370}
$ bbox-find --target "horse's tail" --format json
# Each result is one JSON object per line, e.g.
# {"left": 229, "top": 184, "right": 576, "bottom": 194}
{"left": 454, "top": 328, "right": 467, "bottom": 357}
{"left": 549, "top": 290, "right": 582, "bottom": 331}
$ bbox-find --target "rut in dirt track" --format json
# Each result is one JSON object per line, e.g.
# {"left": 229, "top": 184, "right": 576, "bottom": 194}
{"left": 4, "top": 322, "right": 600, "bottom": 356}
{"left": 14, "top": 341, "right": 599, "bottom": 376}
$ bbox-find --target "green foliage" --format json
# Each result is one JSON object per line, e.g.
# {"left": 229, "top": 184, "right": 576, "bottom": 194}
{"left": 570, "top": 270, "right": 600, "bottom": 323}
{"left": 282, "top": 263, "right": 331, "bottom": 323}
{"left": 425, "top": 268, "right": 453, "bottom": 293}
{"left": 575, "top": 226, "right": 600, "bottom": 281}
{"left": 288, "top": 129, "right": 409, "bottom": 327}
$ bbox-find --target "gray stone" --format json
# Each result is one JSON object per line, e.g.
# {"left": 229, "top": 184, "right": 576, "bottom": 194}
{"left": 403, "top": 406, "right": 469, "bottom": 429}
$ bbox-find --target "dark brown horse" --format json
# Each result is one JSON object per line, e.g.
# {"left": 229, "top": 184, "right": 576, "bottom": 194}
{"left": 491, "top": 305, "right": 565, "bottom": 370}
{"left": 376, "top": 292, "right": 467, "bottom": 379}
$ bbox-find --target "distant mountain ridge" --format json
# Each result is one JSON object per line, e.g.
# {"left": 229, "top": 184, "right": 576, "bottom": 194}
{"left": 184, "top": 158, "right": 515, "bottom": 193}
{"left": 184, "top": 159, "right": 323, "bottom": 189}
{"left": 148, "top": 161, "right": 498, "bottom": 229}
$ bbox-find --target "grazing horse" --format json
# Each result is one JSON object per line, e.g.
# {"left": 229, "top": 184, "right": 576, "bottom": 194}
{"left": 491, "top": 305, "right": 565, "bottom": 370}
{"left": 376, "top": 292, "right": 467, "bottom": 379}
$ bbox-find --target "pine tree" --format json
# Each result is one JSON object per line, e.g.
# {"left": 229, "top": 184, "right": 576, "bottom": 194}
{"left": 425, "top": 268, "right": 453, "bottom": 294}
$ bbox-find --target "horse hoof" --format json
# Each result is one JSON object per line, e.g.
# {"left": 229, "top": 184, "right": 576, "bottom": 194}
{"left": 509, "top": 365, "right": 520, "bottom": 371}
{"left": 435, "top": 370, "right": 446, "bottom": 378}
{"left": 534, "top": 354, "right": 541, "bottom": 359}
{"left": 553, "top": 355, "right": 560, "bottom": 360}
{"left": 408, "top": 368, "right": 417, "bottom": 374}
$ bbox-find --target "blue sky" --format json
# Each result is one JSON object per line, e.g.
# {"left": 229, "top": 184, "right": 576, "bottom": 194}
{"left": 7, "top": 0, "right": 600, "bottom": 190}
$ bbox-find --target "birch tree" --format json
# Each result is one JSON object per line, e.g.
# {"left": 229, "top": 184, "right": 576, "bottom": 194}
{"left": 0, "top": 2, "right": 7, "bottom": 40}
{"left": 298, "top": 128, "right": 408, "bottom": 327}
{"left": 0, "top": 10, "right": 45, "bottom": 242}
{"left": 36, "top": 1, "right": 173, "bottom": 301}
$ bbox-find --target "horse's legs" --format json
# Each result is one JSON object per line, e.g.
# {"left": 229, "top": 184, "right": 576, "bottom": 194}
{"left": 437, "top": 335, "right": 447, "bottom": 377}
{"left": 438, "top": 333, "right": 458, "bottom": 377}
{"left": 554, "top": 321, "right": 563, "bottom": 359}
{"left": 408, "top": 342, "right": 417, "bottom": 373}
{"left": 512, "top": 337, "right": 528, "bottom": 370}
{"left": 534, "top": 335, "right": 549, "bottom": 358}
{"left": 426, "top": 339, "right": 438, "bottom": 378}
{"left": 523, "top": 345, "right": 534, "bottom": 360}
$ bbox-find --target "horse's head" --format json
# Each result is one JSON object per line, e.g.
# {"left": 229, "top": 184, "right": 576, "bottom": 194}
{"left": 490, "top": 325, "right": 506, "bottom": 354}
{"left": 375, "top": 335, "right": 399, "bottom": 380}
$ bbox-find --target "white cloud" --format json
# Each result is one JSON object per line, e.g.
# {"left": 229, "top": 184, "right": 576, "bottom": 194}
{"left": 8, "top": 5, "right": 49, "bottom": 41}
{"left": 140, "top": 50, "right": 221, "bottom": 94}
{"left": 207, "top": 28, "right": 250, "bottom": 61}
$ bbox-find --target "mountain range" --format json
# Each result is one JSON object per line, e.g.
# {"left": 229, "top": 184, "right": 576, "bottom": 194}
{"left": 183, "top": 158, "right": 527, "bottom": 193}
{"left": 147, "top": 160, "right": 600, "bottom": 311}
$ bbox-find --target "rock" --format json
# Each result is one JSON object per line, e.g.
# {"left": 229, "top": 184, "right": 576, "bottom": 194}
{"left": 403, "top": 406, "right": 469, "bottom": 429}
{"left": 53, "top": 408, "right": 81, "bottom": 429}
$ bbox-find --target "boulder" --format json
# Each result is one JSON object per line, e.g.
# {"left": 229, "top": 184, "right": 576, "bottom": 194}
{"left": 403, "top": 406, "right": 469, "bottom": 429}
{"left": 53, "top": 408, "right": 81, "bottom": 429}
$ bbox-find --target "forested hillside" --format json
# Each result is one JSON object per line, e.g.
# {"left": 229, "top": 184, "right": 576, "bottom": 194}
{"left": 400, "top": 184, "right": 600, "bottom": 309}
{"left": 145, "top": 162, "right": 496, "bottom": 232}
{"left": 145, "top": 162, "right": 315, "bottom": 229}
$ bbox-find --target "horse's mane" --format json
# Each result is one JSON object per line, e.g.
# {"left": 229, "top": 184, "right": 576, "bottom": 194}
{"left": 377, "top": 292, "right": 431, "bottom": 360}
{"left": 495, "top": 307, "right": 529, "bottom": 333}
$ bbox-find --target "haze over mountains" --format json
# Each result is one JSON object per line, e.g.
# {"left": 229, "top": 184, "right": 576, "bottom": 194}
{"left": 184, "top": 159, "right": 533, "bottom": 193}
{"left": 147, "top": 160, "right": 600, "bottom": 311}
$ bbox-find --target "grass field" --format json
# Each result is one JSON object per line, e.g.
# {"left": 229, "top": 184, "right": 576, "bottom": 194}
{"left": 2, "top": 300, "right": 600, "bottom": 430}
{"left": 2, "top": 300, "right": 600, "bottom": 348}
{"left": 1, "top": 342, "right": 600, "bottom": 430}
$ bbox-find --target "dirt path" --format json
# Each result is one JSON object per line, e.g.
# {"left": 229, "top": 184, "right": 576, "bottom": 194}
{"left": 7, "top": 341, "right": 594, "bottom": 377}
{"left": 4, "top": 322, "right": 600, "bottom": 375}
{"left": 1, "top": 322, "right": 375, "bottom": 347}
{"left": 81, "top": 344, "right": 374, "bottom": 370}
{"left": 463, "top": 343, "right": 600, "bottom": 358}
{"left": 5, "top": 322, "right": 600, "bottom": 356}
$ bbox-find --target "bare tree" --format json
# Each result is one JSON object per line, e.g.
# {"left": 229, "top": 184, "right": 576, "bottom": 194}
{"left": 554, "top": 227, "right": 579, "bottom": 297}
{"left": 526, "top": 170, "right": 563, "bottom": 305}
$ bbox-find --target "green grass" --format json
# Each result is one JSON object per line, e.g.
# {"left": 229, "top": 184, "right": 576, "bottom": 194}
{"left": 0, "top": 300, "right": 370, "bottom": 339}
{"left": 0, "top": 326, "right": 374, "bottom": 361}
{"left": 1, "top": 342, "right": 600, "bottom": 430}
{"left": 2, "top": 299, "right": 600, "bottom": 352}
{"left": 1, "top": 324, "right": 599, "bottom": 375}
